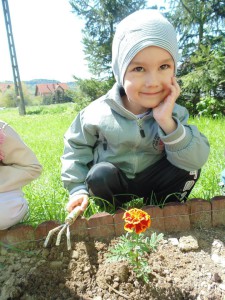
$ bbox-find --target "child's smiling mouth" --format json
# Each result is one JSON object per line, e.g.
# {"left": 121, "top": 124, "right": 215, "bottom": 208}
{"left": 140, "top": 90, "right": 162, "bottom": 96}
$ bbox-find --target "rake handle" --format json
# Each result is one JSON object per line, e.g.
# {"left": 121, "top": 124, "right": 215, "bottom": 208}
{"left": 65, "top": 206, "right": 82, "bottom": 225}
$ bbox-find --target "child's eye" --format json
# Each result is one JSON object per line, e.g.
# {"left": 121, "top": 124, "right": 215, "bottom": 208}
{"left": 133, "top": 66, "right": 144, "bottom": 72}
{"left": 160, "top": 64, "right": 170, "bottom": 70}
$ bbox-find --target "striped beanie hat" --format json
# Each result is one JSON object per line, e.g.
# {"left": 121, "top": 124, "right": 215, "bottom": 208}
{"left": 112, "top": 9, "right": 179, "bottom": 86}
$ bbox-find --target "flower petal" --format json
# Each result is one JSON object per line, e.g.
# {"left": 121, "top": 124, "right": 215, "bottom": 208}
{"left": 124, "top": 223, "right": 134, "bottom": 232}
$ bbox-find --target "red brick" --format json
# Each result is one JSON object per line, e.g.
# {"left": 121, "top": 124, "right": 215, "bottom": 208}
{"left": 46, "top": 220, "right": 61, "bottom": 231}
{"left": 88, "top": 212, "right": 115, "bottom": 238}
{"left": 144, "top": 205, "right": 165, "bottom": 232}
{"left": 0, "top": 229, "right": 8, "bottom": 245}
{"left": 114, "top": 209, "right": 126, "bottom": 237}
{"left": 69, "top": 216, "right": 88, "bottom": 238}
{"left": 211, "top": 196, "right": 225, "bottom": 227}
{"left": 35, "top": 220, "right": 61, "bottom": 240}
{"left": 6, "top": 224, "right": 35, "bottom": 246}
{"left": 187, "top": 198, "right": 211, "bottom": 228}
{"left": 34, "top": 222, "right": 47, "bottom": 240}
{"left": 163, "top": 202, "right": 190, "bottom": 232}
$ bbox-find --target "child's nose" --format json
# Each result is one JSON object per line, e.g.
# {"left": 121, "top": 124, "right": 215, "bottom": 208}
{"left": 145, "top": 72, "right": 158, "bottom": 86}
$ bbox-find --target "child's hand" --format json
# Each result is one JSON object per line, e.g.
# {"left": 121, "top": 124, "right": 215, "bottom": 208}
{"left": 153, "top": 76, "right": 181, "bottom": 134}
{"left": 66, "top": 194, "right": 89, "bottom": 213}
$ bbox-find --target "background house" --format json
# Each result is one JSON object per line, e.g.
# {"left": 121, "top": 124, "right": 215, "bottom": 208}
{"left": 35, "top": 83, "right": 69, "bottom": 97}
{"left": 0, "top": 83, "right": 14, "bottom": 93}
{"left": 35, "top": 82, "right": 69, "bottom": 103}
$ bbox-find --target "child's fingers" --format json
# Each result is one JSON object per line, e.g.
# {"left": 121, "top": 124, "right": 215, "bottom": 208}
{"left": 172, "top": 76, "right": 181, "bottom": 97}
{"left": 80, "top": 195, "right": 89, "bottom": 211}
{"left": 66, "top": 200, "right": 75, "bottom": 212}
{"left": 66, "top": 194, "right": 89, "bottom": 212}
{"left": 166, "top": 77, "right": 180, "bottom": 102}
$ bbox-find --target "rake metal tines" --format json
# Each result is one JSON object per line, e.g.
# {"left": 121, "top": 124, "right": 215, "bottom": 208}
{"left": 43, "top": 206, "right": 82, "bottom": 250}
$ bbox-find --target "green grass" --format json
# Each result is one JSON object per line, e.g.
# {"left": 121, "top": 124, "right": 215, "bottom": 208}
{"left": 187, "top": 117, "right": 225, "bottom": 199}
{"left": 1, "top": 104, "right": 75, "bottom": 226}
{"left": 1, "top": 104, "right": 224, "bottom": 226}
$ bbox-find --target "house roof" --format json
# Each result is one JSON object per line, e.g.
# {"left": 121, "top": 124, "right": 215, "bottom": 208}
{"left": 0, "top": 83, "right": 14, "bottom": 93}
{"left": 35, "top": 83, "right": 69, "bottom": 96}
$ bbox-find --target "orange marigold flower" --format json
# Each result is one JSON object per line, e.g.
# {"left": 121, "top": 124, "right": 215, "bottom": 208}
{"left": 123, "top": 208, "right": 151, "bottom": 234}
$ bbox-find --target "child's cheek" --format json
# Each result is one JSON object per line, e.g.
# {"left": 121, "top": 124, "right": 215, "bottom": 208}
{"left": 161, "top": 83, "right": 172, "bottom": 100}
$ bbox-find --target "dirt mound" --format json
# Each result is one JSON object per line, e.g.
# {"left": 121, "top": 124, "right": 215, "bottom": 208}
{"left": 1, "top": 227, "right": 225, "bottom": 300}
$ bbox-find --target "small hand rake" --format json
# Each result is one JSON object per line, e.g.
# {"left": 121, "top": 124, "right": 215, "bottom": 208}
{"left": 43, "top": 206, "right": 82, "bottom": 250}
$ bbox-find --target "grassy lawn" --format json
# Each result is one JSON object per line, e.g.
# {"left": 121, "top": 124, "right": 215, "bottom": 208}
{"left": 1, "top": 104, "right": 224, "bottom": 226}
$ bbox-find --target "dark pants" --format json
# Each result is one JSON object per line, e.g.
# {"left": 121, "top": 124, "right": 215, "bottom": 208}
{"left": 86, "top": 157, "right": 200, "bottom": 207}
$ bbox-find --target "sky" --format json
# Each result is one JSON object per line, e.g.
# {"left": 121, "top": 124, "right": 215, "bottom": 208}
{"left": 0, "top": 0, "right": 166, "bottom": 83}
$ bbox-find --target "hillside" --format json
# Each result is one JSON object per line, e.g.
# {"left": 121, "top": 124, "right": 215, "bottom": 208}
{"left": 24, "top": 79, "right": 76, "bottom": 90}
{"left": 0, "top": 79, "right": 75, "bottom": 88}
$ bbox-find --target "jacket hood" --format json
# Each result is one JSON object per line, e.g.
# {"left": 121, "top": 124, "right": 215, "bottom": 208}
{"left": 104, "top": 83, "right": 153, "bottom": 120}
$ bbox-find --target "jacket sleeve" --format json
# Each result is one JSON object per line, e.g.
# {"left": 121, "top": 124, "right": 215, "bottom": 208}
{"left": 0, "top": 123, "right": 42, "bottom": 192}
{"left": 61, "top": 111, "right": 97, "bottom": 195}
{"left": 158, "top": 105, "right": 210, "bottom": 171}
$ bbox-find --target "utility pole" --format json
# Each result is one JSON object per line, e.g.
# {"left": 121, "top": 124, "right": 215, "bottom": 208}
{"left": 2, "top": 0, "right": 26, "bottom": 115}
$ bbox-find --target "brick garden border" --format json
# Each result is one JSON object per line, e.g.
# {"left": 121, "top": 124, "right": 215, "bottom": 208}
{"left": 0, "top": 196, "right": 225, "bottom": 247}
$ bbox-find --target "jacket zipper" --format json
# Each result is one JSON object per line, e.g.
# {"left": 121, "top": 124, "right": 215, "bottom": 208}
{"left": 103, "top": 137, "right": 107, "bottom": 150}
{"left": 137, "top": 119, "right": 145, "bottom": 138}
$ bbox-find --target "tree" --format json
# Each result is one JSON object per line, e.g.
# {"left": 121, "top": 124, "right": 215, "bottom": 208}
{"left": 0, "top": 87, "right": 16, "bottom": 108}
{"left": 167, "top": 0, "right": 224, "bottom": 58}
{"left": 71, "top": 76, "right": 114, "bottom": 110}
{"left": 167, "top": 0, "right": 225, "bottom": 114}
{"left": 69, "top": 0, "right": 147, "bottom": 78}
{"left": 179, "top": 43, "right": 225, "bottom": 116}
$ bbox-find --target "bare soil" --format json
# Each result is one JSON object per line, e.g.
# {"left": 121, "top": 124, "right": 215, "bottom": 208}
{"left": 1, "top": 227, "right": 225, "bottom": 300}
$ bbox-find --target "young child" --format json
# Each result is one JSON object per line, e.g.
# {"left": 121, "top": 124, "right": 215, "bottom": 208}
{"left": 61, "top": 9, "right": 210, "bottom": 213}
{"left": 0, "top": 120, "right": 42, "bottom": 230}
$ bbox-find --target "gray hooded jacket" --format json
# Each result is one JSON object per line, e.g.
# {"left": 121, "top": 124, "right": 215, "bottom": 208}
{"left": 61, "top": 83, "right": 210, "bottom": 196}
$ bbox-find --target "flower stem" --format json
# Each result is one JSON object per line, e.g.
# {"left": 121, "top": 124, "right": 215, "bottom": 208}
{"left": 134, "top": 233, "right": 139, "bottom": 266}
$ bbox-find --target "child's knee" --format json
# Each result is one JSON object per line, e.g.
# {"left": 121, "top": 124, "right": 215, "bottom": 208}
{"left": 86, "top": 162, "right": 118, "bottom": 185}
{"left": 0, "top": 191, "right": 29, "bottom": 230}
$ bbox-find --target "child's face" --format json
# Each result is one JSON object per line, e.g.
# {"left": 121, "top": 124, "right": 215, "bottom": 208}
{"left": 122, "top": 46, "right": 175, "bottom": 114}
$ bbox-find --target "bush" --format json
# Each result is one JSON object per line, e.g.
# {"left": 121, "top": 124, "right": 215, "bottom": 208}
{"left": 72, "top": 77, "right": 114, "bottom": 110}
{"left": 196, "top": 96, "right": 225, "bottom": 117}
{"left": 0, "top": 91, "right": 17, "bottom": 108}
